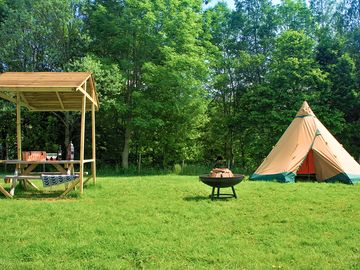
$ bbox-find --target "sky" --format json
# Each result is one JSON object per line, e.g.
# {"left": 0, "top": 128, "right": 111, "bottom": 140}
{"left": 205, "top": 0, "right": 236, "bottom": 10}
{"left": 204, "top": 0, "right": 282, "bottom": 10}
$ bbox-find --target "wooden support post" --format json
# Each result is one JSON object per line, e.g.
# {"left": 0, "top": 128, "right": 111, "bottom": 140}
{"left": 83, "top": 175, "right": 93, "bottom": 185}
{"left": 56, "top": 92, "right": 65, "bottom": 110}
{"left": 77, "top": 85, "right": 98, "bottom": 106}
{"left": 25, "top": 180, "right": 39, "bottom": 191}
{"left": 0, "top": 185, "right": 12, "bottom": 198}
{"left": 10, "top": 179, "right": 17, "bottom": 196}
{"left": 79, "top": 94, "right": 86, "bottom": 194}
{"left": 53, "top": 164, "right": 67, "bottom": 173}
{"left": 20, "top": 93, "right": 33, "bottom": 110}
{"left": 60, "top": 178, "right": 80, "bottom": 198}
{"left": 91, "top": 85, "right": 96, "bottom": 185}
{"left": 16, "top": 93, "right": 22, "bottom": 170}
{"left": 23, "top": 163, "right": 38, "bottom": 175}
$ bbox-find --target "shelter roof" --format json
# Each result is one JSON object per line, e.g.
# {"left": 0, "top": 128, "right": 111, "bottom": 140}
{"left": 296, "top": 101, "right": 315, "bottom": 117}
{"left": 0, "top": 72, "right": 99, "bottom": 111}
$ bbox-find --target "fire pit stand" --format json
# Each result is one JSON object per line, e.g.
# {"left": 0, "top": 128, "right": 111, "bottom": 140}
{"left": 199, "top": 174, "right": 244, "bottom": 200}
{"left": 210, "top": 186, "right": 237, "bottom": 200}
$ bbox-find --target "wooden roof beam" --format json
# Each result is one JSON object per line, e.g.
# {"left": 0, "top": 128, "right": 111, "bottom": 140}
{"left": 0, "top": 92, "right": 30, "bottom": 109}
{"left": 30, "top": 108, "right": 92, "bottom": 112}
{"left": 78, "top": 74, "right": 92, "bottom": 91}
{"left": 89, "top": 76, "right": 100, "bottom": 108}
{"left": 0, "top": 87, "right": 74, "bottom": 92}
{"left": 20, "top": 93, "right": 36, "bottom": 110}
{"left": 76, "top": 85, "right": 98, "bottom": 107}
{"left": 0, "top": 92, "right": 16, "bottom": 103}
{"left": 55, "top": 92, "right": 65, "bottom": 110}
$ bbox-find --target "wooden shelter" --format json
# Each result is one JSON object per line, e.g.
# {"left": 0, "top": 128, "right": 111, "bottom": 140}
{"left": 0, "top": 72, "right": 99, "bottom": 197}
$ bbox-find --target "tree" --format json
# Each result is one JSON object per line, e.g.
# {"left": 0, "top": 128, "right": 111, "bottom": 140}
{"left": 277, "top": 0, "right": 314, "bottom": 35}
{"left": 85, "top": 0, "right": 208, "bottom": 169}
{"left": 0, "top": 0, "right": 91, "bottom": 163}
{"left": 0, "top": 0, "right": 88, "bottom": 71}
{"left": 332, "top": 0, "right": 360, "bottom": 155}
{"left": 67, "top": 55, "right": 125, "bottom": 163}
{"left": 202, "top": 3, "right": 236, "bottom": 164}
{"left": 233, "top": 0, "right": 277, "bottom": 55}
{"left": 239, "top": 30, "right": 341, "bottom": 166}
{"left": 316, "top": 31, "right": 360, "bottom": 155}
{"left": 310, "top": 0, "right": 337, "bottom": 29}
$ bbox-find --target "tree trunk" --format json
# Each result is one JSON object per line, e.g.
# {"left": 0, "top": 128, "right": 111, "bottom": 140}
{"left": 138, "top": 152, "right": 141, "bottom": 174}
{"left": 5, "top": 137, "right": 9, "bottom": 172}
{"left": 122, "top": 125, "right": 131, "bottom": 169}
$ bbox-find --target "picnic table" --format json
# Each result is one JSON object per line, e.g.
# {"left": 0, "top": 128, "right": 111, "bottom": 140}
{"left": 0, "top": 72, "right": 99, "bottom": 199}
{"left": 0, "top": 159, "right": 94, "bottom": 198}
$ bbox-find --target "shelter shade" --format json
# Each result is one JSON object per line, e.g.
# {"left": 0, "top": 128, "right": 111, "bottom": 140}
{"left": 311, "top": 133, "right": 344, "bottom": 181}
{"left": 297, "top": 150, "right": 315, "bottom": 175}
{"left": 254, "top": 117, "right": 317, "bottom": 175}
{"left": 251, "top": 101, "right": 360, "bottom": 184}
{"left": 0, "top": 72, "right": 99, "bottom": 111}
{"left": 313, "top": 118, "right": 360, "bottom": 176}
{"left": 0, "top": 72, "right": 91, "bottom": 88}
{"left": 0, "top": 72, "right": 99, "bottom": 197}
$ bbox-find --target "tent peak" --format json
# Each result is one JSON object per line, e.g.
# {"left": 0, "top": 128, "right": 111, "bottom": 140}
{"left": 296, "top": 101, "right": 315, "bottom": 118}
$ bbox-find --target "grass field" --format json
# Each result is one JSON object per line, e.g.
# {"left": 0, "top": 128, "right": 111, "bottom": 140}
{"left": 0, "top": 175, "right": 359, "bottom": 269}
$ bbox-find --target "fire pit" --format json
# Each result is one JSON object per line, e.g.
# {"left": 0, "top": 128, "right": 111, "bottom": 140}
{"left": 199, "top": 168, "right": 244, "bottom": 200}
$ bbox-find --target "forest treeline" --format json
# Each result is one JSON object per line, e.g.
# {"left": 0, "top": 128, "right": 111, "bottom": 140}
{"left": 0, "top": 0, "right": 359, "bottom": 172}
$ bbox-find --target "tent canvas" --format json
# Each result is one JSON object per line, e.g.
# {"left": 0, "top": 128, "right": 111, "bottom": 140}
{"left": 250, "top": 101, "right": 360, "bottom": 184}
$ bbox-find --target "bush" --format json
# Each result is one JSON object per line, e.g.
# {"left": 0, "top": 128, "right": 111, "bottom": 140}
{"left": 173, "top": 164, "right": 182, "bottom": 175}
{"left": 180, "top": 164, "right": 212, "bottom": 175}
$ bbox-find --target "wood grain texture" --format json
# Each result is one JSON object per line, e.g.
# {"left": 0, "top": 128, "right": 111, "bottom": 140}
{"left": 0, "top": 72, "right": 99, "bottom": 111}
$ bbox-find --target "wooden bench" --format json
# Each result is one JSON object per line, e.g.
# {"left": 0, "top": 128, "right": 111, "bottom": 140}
{"left": 4, "top": 173, "right": 79, "bottom": 194}
{"left": 3, "top": 171, "right": 87, "bottom": 197}
{"left": 4, "top": 172, "right": 86, "bottom": 182}
{"left": 4, "top": 175, "right": 41, "bottom": 195}
{"left": 5, "top": 175, "right": 42, "bottom": 180}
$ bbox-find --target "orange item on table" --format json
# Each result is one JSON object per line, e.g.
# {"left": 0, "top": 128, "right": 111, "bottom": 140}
{"left": 22, "top": 151, "right": 46, "bottom": 161}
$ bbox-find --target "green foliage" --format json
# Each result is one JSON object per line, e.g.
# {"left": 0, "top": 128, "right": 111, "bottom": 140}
{"left": 84, "top": 0, "right": 209, "bottom": 167}
{"left": 0, "top": 0, "right": 88, "bottom": 71}
{"left": 315, "top": 30, "right": 360, "bottom": 156}
{"left": 0, "top": 0, "right": 90, "bottom": 158}
{"left": 173, "top": 163, "right": 182, "bottom": 174}
{"left": 233, "top": 0, "right": 277, "bottom": 54}
{"left": 277, "top": 0, "right": 313, "bottom": 34}
{"left": 238, "top": 30, "right": 338, "bottom": 164}
{"left": 66, "top": 55, "right": 126, "bottom": 162}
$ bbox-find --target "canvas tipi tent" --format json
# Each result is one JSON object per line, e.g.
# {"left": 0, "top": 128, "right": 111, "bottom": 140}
{"left": 250, "top": 101, "right": 360, "bottom": 184}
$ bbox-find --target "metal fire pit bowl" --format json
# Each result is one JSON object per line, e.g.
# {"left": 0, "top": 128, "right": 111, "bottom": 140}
{"left": 199, "top": 174, "right": 244, "bottom": 200}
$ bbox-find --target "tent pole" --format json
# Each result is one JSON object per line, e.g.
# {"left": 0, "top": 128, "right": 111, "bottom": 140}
{"left": 79, "top": 94, "right": 86, "bottom": 194}
{"left": 16, "top": 93, "right": 22, "bottom": 168}
{"left": 91, "top": 87, "right": 96, "bottom": 185}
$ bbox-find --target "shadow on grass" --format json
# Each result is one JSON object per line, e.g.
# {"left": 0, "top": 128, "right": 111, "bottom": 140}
{"left": 183, "top": 195, "right": 237, "bottom": 202}
{"left": 0, "top": 183, "right": 98, "bottom": 200}
{"left": 10, "top": 190, "right": 79, "bottom": 200}
{"left": 183, "top": 195, "right": 210, "bottom": 201}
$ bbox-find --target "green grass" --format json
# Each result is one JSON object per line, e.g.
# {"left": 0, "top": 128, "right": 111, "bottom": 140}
{"left": 0, "top": 176, "right": 359, "bottom": 269}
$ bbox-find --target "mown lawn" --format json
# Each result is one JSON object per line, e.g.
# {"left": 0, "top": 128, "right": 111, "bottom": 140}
{"left": 0, "top": 175, "right": 359, "bottom": 270}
